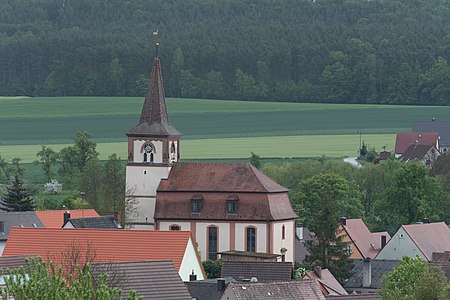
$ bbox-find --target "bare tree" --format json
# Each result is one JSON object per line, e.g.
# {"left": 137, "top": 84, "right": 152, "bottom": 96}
{"left": 124, "top": 185, "right": 139, "bottom": 229}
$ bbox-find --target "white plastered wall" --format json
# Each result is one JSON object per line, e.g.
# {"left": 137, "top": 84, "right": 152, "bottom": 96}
{"left": 272, "top": 220, "right": 295, "bottom": 262}
{"left": 159, "top": 222, "right": 191, "bottom": 231}
{"left": 0, "top": 241, "right": 5, "bottom": 256}
{"left": 133, "top": 140, "right": 163, "bottom": 163}
{"left": 235, "top": 223, "right": 267, "bottom": 253}
{"left": 179, "top": 238, "right": 205, "bottom": 281}
{"left": 376, "top": 227, "right": 427, "bottom": 261}
{"left": 196, "top": 222, "right": 230, "bottom": 261}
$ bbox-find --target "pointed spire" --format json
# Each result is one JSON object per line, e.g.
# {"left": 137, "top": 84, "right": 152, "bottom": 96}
{"left": 126, "top": 37, "right": 180, "bottom": 137}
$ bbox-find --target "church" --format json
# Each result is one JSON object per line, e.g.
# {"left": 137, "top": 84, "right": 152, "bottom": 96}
{"left": 125, "top": 44, "right": 298, "bottom": 262}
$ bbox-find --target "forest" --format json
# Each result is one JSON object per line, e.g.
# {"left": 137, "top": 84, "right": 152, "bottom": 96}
{"left": 3, "top": 0, "right": 450, "bottom": 104}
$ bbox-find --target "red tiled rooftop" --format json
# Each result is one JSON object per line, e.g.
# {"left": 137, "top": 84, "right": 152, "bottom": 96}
{"left": 3, "top": 228, "right": 192, "bottom": 270}
{"left": 35, "top": 209, "right": 99, "bottom": 228}
{"left": 158, "top": 162, "right": 288, "bottom": 193}
{"left": 395, "top": 132, "right": 438, "bottom": 154}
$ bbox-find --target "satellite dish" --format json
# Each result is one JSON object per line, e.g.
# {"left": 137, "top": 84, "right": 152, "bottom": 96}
{"left": 250, "top": 277, "right": 258, "bottom": 283}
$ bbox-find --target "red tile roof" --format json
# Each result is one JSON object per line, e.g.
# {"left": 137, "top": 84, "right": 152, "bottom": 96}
{"left": 158, "top": 162, "right": 288, "bottom": 193}
{"left": 305, "top": 268, "right": 348, "bottom": 296}
{"left": 394, "top": 132, "right": 438, "bottom": 154}
{"left": 3, "top": 228, "right": 193, "bottom": 270}
{"left": 402, "top": 222, "right": 450, "bottom": 261}
{"left": 342, "top": 219, "right": 391, "bottom": 259}
{"left": 35, "top": 209, "right": 99, "bottom": 228}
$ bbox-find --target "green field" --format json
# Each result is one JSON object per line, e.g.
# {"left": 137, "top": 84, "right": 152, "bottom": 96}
{"left": 0, "top": 96, "right": 444, "bottom": 161}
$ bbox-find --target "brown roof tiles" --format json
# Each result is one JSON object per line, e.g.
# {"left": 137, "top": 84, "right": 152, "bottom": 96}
{"left": 35, "top": 209, "right": 99, "bottom": 228}
{"left": 221, "top": 261, "right": 293, "bottom": 281}
{"left": 394, "top": 132, "right": 438, "bottom": 154}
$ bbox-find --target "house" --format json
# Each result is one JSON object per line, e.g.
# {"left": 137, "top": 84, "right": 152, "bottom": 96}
{"left": 338, "top": 219, "right": 390, "bottom": 260}
{"left": 155, "top": 162, "right": 298, "bottom": 262}
{"left": 35, "top": 209, "right": 100, "bottom": 228}
{"left": 0, "top": 255, "right": 39, "bottom": 287}
{"left": 219, "top": 279, "right": 325, "bottom": 300}
{"left": 413, "top": 120, "right": 450, "bottom": 153}
{"left": 90, "top": 260, "right": 191, "bottom": 300}
{"left": 400, "top": 143, "right": 440, "bottom": 167}
{"left": 220, "top": 261, "right": 293, "bottom": 281}
{"left": 218, "top": 250, "right": 280, "bottom": 262}
{"left": 295, "top": 225, "right": 314, "bottom": 263}
{"left": 2, "top": 227, "right": 205, "bottom": 281}
{"left": 0, "top": 211, "right": 44, "bottom": 255}
{"left": 344, "top": 259, "right": 400, "bottom": 294}
{"left": 63, "top": 215, "right": 121, "bottom": 229}
{"left": 304, "top": 267, "right": 348, "bottom": 296}
{"left": 373, "top": 151, "right": 391, "bottom": 164}
{"left": 375, "top": 222, "right": 450, "bottom": 261}
{"left": 394, "top": 132, "right": 438, "bottom": 157}
{"left": 125, "top": 47, "right": 298, "bottom": 263}
{"left": 186, "top": 277, "right": 236, "bottom": 300}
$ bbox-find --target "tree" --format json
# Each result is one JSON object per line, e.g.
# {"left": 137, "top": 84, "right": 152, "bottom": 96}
{"left": 381, "top": 256, "right": 449, "bottom": 300}
{"left": 249, "top": 152, "right": 261, "bottom": 169}
{"left": 0, "top": 257, "right": 143, "bottom": 299}
{"left": 79, "top": 158, "right": 103, "bottom": 211}
{"left": 36, "top": 145, "right": 57, "bottom": 182}
{"left": 59, "top": 131, "right": 99, "bottom": 175}
{"left": 300, "top": 173, "right": 362, "bottom": 283}
{"left": 102, "top": 154, "right": 125, "bottom": 214}
{"left": 374, "top": 163, "right": 442, "bottom": 232}
{"left": 0, "top": 175, "right": 35, "bottom": 212}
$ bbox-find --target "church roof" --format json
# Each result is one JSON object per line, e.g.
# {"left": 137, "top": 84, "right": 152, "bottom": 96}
{"left": 127, "top": 57, "right": 180, "bottom": 137}
{"left": 158, "top": 162, "right": 288, "bottom": 193}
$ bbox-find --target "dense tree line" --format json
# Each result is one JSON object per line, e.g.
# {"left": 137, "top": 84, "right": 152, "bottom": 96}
{"left": 3, "top": 0, "right": 450, "bottom": 104}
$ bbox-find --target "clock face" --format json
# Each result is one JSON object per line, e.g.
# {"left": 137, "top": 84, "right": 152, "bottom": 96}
{"left": 145, "top": 143, "right": 153, "bottom": 153}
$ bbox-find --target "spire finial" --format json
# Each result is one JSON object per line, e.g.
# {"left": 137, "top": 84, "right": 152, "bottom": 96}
{"left": 152, "top": 30, "right": 159, "bottom": 57}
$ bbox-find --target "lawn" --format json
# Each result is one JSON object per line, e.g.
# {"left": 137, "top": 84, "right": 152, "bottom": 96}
{"left": 0, "top": 134, "right": 395, "bottom": 163}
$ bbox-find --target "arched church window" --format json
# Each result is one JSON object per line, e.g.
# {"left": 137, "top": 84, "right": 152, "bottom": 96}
{"left": 143, "top": 143, "right": 154, "bottom": 163}
{"left": 246, "top": 227, "right": 256, "bottom": 252}
{"left": 170, "top": 142, "right": 176, "bottom": 161}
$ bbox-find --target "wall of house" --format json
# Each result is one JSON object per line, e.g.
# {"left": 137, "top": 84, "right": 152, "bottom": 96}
{"left": 376, "top": 227, "right": 427, "bottom": 261}
{"left": 220, "top": 287, "right": 238, "bottom": 300}
{"left": 337, "top": 224, "right": 363, "bottom": 260}
{"left": 271, "top": 220, "right": 295, "bottom": 263}
{"left": 0, "top": 241, "right": 5, "bottom": 256}
{"left": 125, "top": 165, "right": 170, "bottom": 225}
{"left": 179, "top": 238, "right": 205, "bottom": 281}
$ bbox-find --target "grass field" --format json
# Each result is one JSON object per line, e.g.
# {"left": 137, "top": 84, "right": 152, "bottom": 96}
{"left": 0, "top": 96, "right": 442, "bottom": 160}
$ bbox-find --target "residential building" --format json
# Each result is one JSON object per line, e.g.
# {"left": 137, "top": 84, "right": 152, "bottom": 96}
{"left": 3, "top": 227, "right": 205, "bottom": 281}
{"left": 338, "top": 219, "right": 390, "bottom": 260}
{"left": 295, "top": 225, "right": 314, "bottom": 263}
{"left": 400, "top": 143, "right": 440, "bottom": 168}
{"left": 35, "top": 209, "right": 99, "bottom": 228}
{"left": 413, "top": 120, "right": 450, "bottom": 153}
{"left": 186, "top": 277, "right": 236, "bottom": 300}
{"left": 63, "top": 215, "right": 121, "bottom": 229}
{"left": 220, "top": 261, "right": 293, "bottom": 281}
{"left": 304, "top": 267, "right": 348, "bottom": 296}
{"left": 375, "top": 222, "right": 450, "bottom": 261}
{"left": 394, "top": 132, "right": 438, "bottom": 157}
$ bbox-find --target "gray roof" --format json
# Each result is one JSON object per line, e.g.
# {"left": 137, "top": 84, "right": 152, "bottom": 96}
{"left": 221, "top": 261, "right": 292, "bottom": 281}
{"left": 67, "top": 216, "right": 120, "bottom": 229}
{"left": 91, "top": 260, "right": 191, "bottom": 300}
{"left": 344, "top": 260, "right": 400, "bottom": 289}
{"left": 223, "top": 280, "right": 325, "bottom": 300}
{"left": 186, "top": 277, "right": 236, "bottom": 300}
{"left": 0, "top": 255, "right": 39, "bottom": 274}
{"left": 0, "top": 211, "right": 44, "bottom": 241}
{"left": 412, "top": 121, "right": 450, "bottom": 146}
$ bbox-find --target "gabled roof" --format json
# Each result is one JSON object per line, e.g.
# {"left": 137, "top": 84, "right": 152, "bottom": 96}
{"left": 223, "top": 280, "right": 325, "bottom": 300}
{"left": 413, "top": 121, "right": 450, "bottom": 146}
{"left": 65, "top": 216, "right": 120, "bottom": 229}
{"left": 0, "top": 255, "right": 39, "bottom": 273}
{"left": 340, "top": 219, "right": 391, "bottom": 259}
{"left": 127, "top": 58, "right": 180, "bottom": 137}
{"left": 91, "top": 260, "right": 191, "bottom": 300}
{"left": 401, "top": 222, "right": 450, "bottom": 261}
{"left": 305, "top": 268, "right": 348, "bottom": 296}
{"left": 35, "top": 209, "right": 99, "bottom": 228}
{"left": 158, "top": 162, "right": 288, "bottom": 193}
{"left": 187, "top": 277, "right": 236, "bottom": 300}
{"left": 344, "top": 260, "right": 400, "bottom": 289}
{"left": 3, "top": 228, "right": 193, "bottom": 270}
{"left": 0, "top": 211, "right": 44, "bottom": 241}
{"left": 400, "top": 143, "right": 438, "bottom": 162}
{"left": 394, "top": 132, "right": 438, "bottom": 154}
{"left": 221, "top": 261, "right": 292, "bottom": 281}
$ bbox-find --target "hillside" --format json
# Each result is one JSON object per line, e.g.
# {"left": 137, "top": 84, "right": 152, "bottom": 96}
{"left": 2, "top": 0, "right": 450, "bottom": 104}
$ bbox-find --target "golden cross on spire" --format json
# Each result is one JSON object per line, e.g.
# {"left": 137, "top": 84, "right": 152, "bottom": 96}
{"left": 153, "top": 30, "right": 159, "bottom": 57}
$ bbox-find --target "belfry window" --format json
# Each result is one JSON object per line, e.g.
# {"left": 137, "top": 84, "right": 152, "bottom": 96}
{"left": 170, "top": 142, "right": 176, "bottom": 161}
{"left": 143, "top": 143, "right": 154, "bottom": 163}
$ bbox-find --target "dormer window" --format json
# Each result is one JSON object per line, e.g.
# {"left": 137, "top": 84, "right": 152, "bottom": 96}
{"left": 226, "top": 195, "right": 238, "bottom": 214}
{"left": 191, "top": 194, "right": 203, "bottom": 213}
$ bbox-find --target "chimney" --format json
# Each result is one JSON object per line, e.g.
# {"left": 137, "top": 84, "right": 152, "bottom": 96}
{"left": 362, "top": 258, "right": 372, "bottom": 288}
{"left": 340, "top": 217, "right": 347, "bottom": 226}
{"left": 63, "top": 211, "right": 71, "bottom": 227}
{"left": 217, "top": 278, "right": 226, "bottom": 292}
{"left": 422, "top": 218, "right": 430, "bottom": 224}
{"left": 381, "top": 235, "right": 387, "bottom": 249}
{"left": 189, "top": 270, "right": 197, "bottom": 282}
{"left": 314, "top": 266, "right": 322, "bottom": 279}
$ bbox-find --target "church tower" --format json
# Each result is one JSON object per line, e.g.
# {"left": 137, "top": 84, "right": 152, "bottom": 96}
{"left": 125, "top": 41, "right": 181, "bottom": 229}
